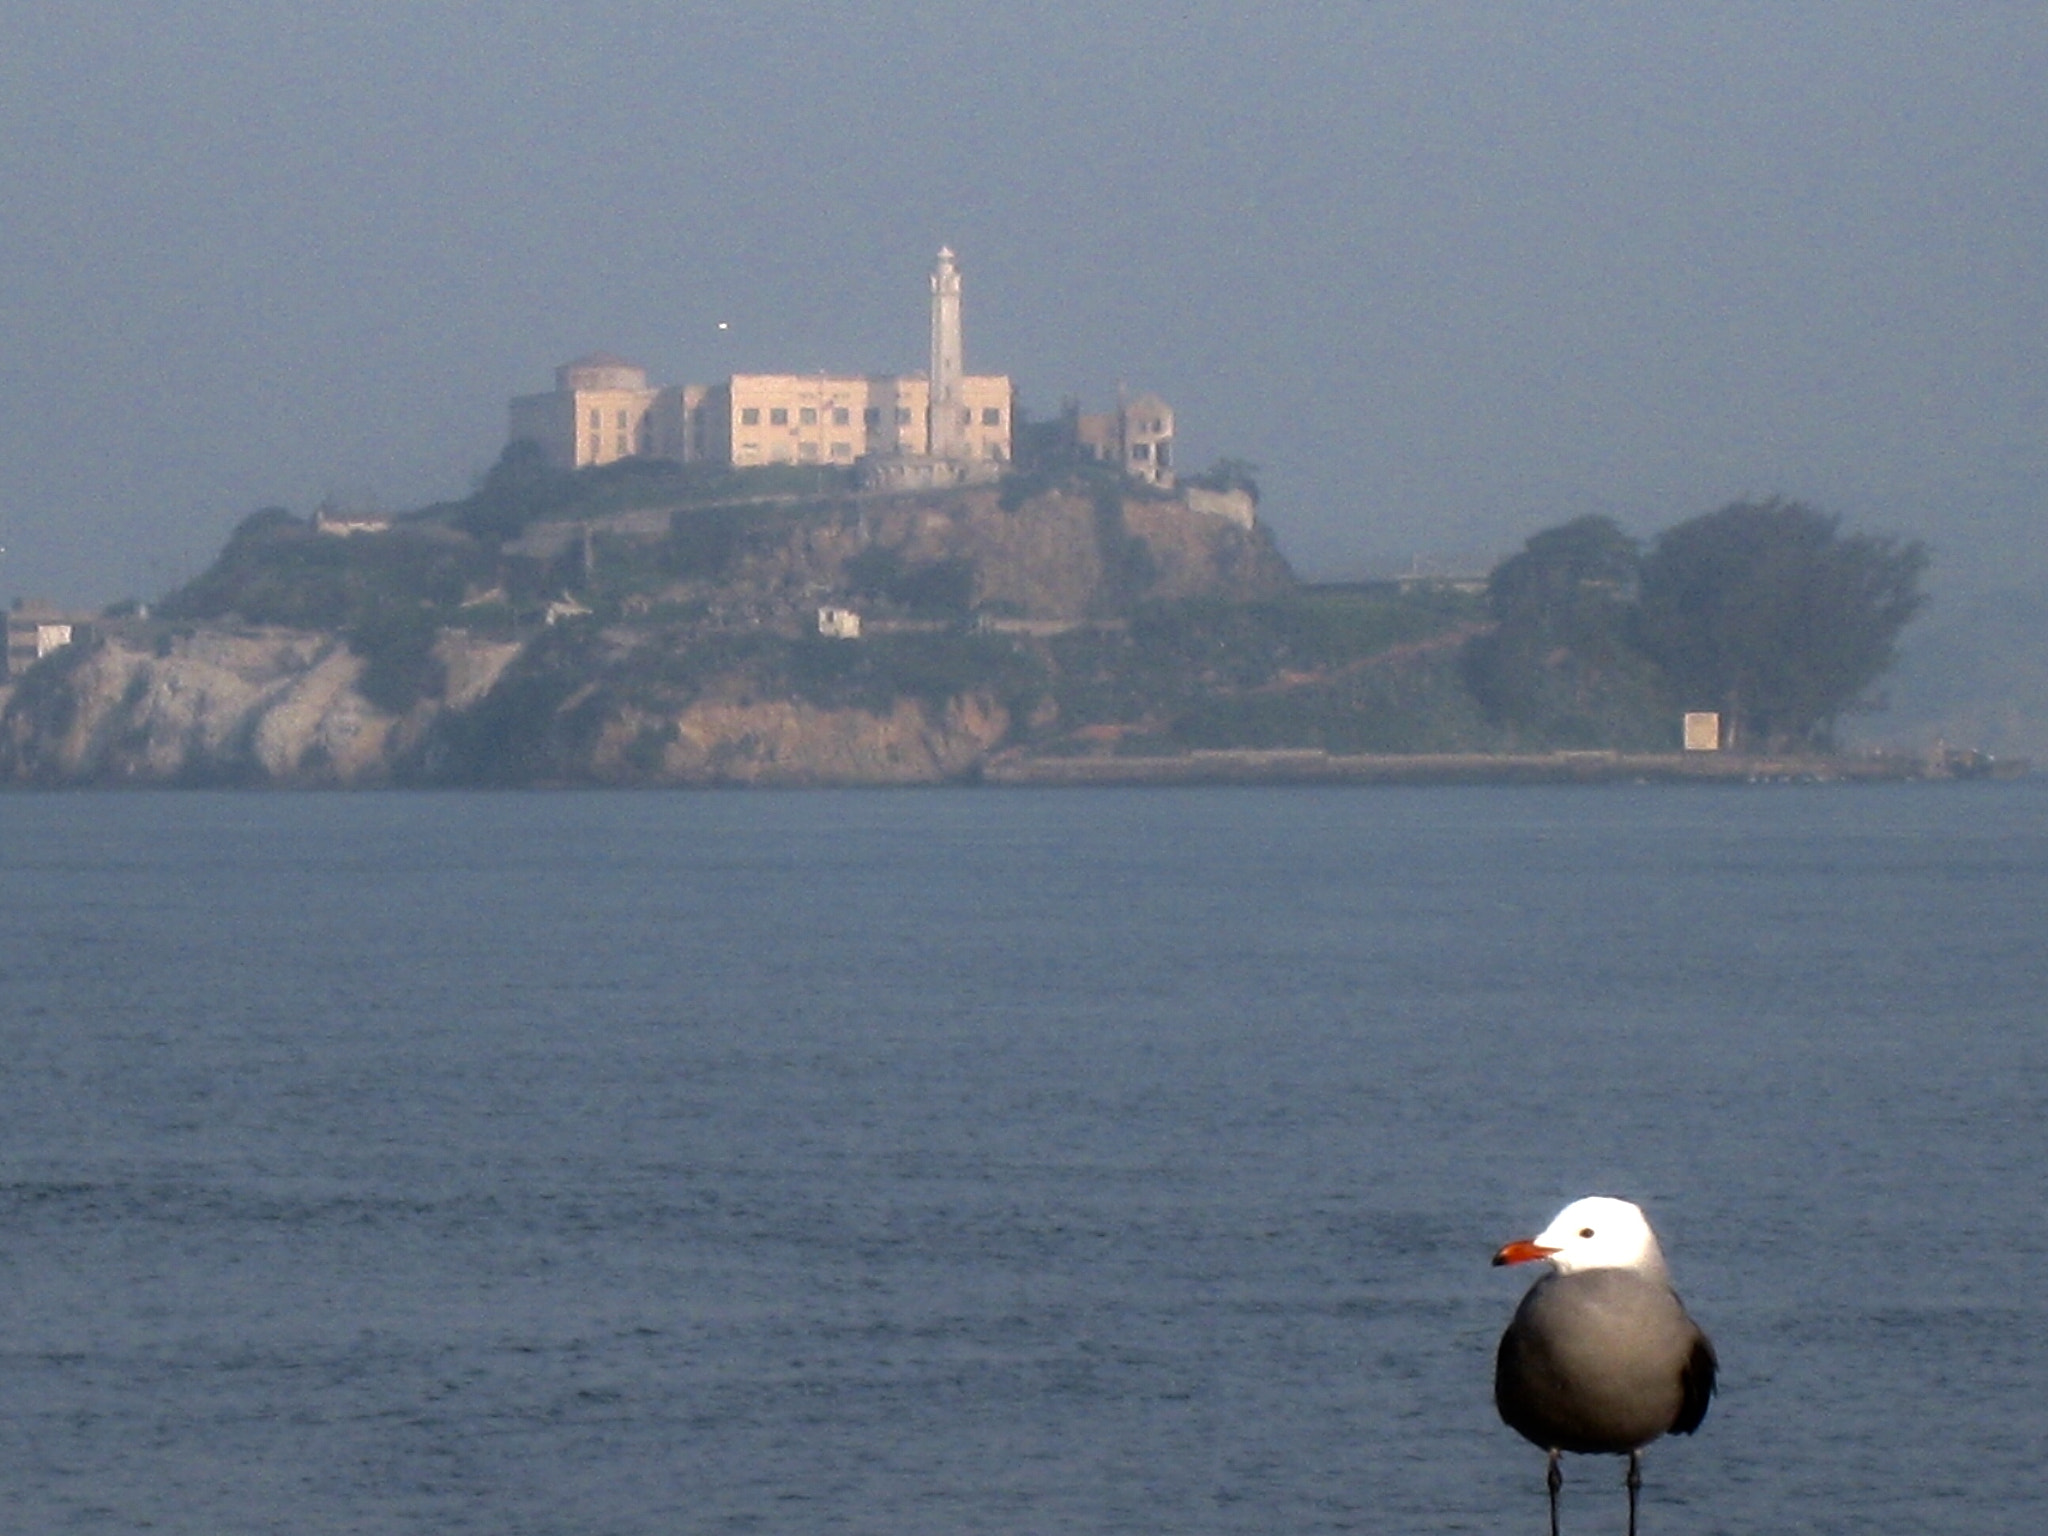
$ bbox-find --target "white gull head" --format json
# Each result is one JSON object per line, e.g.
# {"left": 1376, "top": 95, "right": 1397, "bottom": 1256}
{"left": 1497, "top": 1195, "right": 1671, "bottom": 1280}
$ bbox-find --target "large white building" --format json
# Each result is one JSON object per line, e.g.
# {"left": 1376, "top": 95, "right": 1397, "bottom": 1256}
{"left": 510, "top": 249, "right": 1014, "bottom": 480}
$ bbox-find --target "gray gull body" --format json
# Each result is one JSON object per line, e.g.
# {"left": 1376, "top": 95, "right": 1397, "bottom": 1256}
{"left": 1493, "top": 1196, "right": 1716, "bottom": 1536}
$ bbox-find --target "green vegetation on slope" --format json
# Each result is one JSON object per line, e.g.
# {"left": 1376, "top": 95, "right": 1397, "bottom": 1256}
{"left": 1464, "top": 501, "right": 1930, "bottom": 752}
{"left": 159, "top": 509, "right": 491, "bottom": 630}
{"left": 1040, "top": 585, "right": 1494, "bottom": 754}
{"left": 404, "top": 579, "right": 1496, "bottom": 783}
{"left": 1633, "top": 499, "right": 1928, "bottom": 751}
{"left": 138, "top": 451, "right": 1930, "bottom": 780}
{"left": 443, "top": 441, "right": 858, "bottom": 544}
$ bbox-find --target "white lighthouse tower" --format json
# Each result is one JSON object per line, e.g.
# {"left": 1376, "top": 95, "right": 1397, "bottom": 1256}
{"left": 928, "top": 246, "right": 966, "bottom": 462}
{"left": 848, "top": 246, "right": 1010, "bottom": 490}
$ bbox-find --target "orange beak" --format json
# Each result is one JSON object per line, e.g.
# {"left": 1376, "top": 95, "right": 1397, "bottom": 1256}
{"left": 1492, "top": 1238, "right": 1559, "bottom": 1267}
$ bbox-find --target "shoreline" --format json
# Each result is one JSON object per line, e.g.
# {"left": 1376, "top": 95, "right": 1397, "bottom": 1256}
{"left": 979, "top": 748, "right": 2026, "bottom": 787}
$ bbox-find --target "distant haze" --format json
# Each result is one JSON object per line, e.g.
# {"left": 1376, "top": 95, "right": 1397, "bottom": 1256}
{"left": 1, "top": 3, "right": 2041, "bottom": 608}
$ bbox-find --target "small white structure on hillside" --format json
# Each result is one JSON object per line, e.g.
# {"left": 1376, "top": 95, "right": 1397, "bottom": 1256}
{"left": 313, "top": 507, "right": 393, "bottom": 537}
{"left": 4, "top": 606, "right": 79, "bottom": 678}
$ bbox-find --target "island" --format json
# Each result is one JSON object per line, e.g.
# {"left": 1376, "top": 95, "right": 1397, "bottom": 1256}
{"left": 0, "top": 246, "right": 1966, "bottom": 788}
{"left": 0, "top": 451, "right": 1976, "bottom": 787}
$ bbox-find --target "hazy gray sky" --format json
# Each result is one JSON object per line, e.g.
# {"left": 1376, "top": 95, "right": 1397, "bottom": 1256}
{"left": 2, "top": 1, "right": 2041, "bottom": 606}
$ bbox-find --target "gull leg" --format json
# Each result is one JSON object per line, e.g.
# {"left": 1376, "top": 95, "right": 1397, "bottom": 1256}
{"left": 1546, "top": 1449, "right": 1562, "bottom": 1536}
{"left": 1625, "top": 1449, "right": 1642, "bottom": 1536}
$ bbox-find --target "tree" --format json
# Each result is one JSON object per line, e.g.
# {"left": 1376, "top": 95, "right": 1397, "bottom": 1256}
{"left": 458, "top": 438, "right": 570, "bottom": 543}
{"left": 226, "top": 506, "right": 304, "bottom": 544}
{"left": 349, "top": 602, "right": 445, "bottom": 714}
{"left": 1462, "top": 515, "right": 1667, "bottom": 746}
{"left": 1486, "top": 515, "right": 1641, "bottom": 626}
{"left": 1633, "top": 499, "right": 1928, "bottom": 751}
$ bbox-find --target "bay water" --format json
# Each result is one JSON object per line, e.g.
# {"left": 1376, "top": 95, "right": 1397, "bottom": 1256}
{"left": 1, "top": 784, "right": 2043, "bottom": 1533}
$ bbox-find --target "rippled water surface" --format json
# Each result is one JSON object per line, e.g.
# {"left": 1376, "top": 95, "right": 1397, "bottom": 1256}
{"left": 1, "top": 784, "right": 2043, "bottom": 1533}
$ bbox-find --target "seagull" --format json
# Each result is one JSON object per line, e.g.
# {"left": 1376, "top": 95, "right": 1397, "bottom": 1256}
{"left": 1493, "top": 1196, "right": 1716, "bottom": 1536}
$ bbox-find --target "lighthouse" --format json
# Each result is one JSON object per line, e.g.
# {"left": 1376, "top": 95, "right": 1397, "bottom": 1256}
{"left": 928, "top": 246, "right": 966, "bottom": 461}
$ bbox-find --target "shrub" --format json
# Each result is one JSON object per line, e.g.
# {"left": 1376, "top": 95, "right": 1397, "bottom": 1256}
{"left": 349, "top": 606, "right": 444, "bottom": 714}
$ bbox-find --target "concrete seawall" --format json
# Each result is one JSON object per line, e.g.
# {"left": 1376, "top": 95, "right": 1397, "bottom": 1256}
{"left": 982, "top": 748, "right": 2010, "bottom": 786}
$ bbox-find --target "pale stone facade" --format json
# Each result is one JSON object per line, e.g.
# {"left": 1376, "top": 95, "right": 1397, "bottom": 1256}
{"left": 312, "top": 508, "right": 394, "bottom": 537}
{"left": 817, "top": 606, "right": 862, "bottom": 640}
{"left": 508, "top": 251, "right": 1013, "bottom": 476}
{"left": 509, "top": 355, "right": 663, "bottom": 469}
{"left": 4, "top": 606, "right": 79, "bottom": 678}
{"left": 1076, "top": 392, "right": 1176, "bottom": 488}
{"left": 715, "top": 372, "right": 1011, "bottom": 468}
{"left": 512, "top": 367, "right": 1012, "bottom": 473}
{"left": 505, "top": 252, "right": 1184, "bottom": 494}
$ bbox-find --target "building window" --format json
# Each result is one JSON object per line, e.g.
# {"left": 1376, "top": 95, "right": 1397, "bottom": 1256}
{"left": 741, "top": 407, "right": 760, "bottom": 426}
{"left": 832, "top": 407, "right": 850, "bottom": 426}
{"left": 589, "top": 409, "right": 601, "bottom": 429}
{"left": 863, "top": 407, "right": 881, "bottom": 427}
{"left": 982, "top": 407, "right": 1002, "bottom": 426}
{"left": 770, "top": 407, "right": 789, "bottom": 426}
{"left": 895, "top": 407, "right": 911, "bottom": 424}
{"left": 799, "top": 407, "right": 817, "bottom": 425}
{"left": 1132, "top": 443, "right": 1152, "bottom": 461}
{"left": 798, "top": 442, "right": 819, "bottom": 462}
{"left": 960, "top": 408, "right": 973, "bottom": 426}
{"left": 616, "top": 410, "right": 628, "bottom": 429}
{"left": 830, "top": 442, "right": 852, "bottom": 459}
{"left": 617, "top": 435, "right": 629, "bottom": 455}
{"left": 588, "top": 436, "right": 601, "bottom": 460}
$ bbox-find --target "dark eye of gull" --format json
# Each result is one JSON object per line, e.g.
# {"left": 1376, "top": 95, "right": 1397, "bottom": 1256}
{"left": 1579, "top": 1228, "right": 1595, "bottom": 1238}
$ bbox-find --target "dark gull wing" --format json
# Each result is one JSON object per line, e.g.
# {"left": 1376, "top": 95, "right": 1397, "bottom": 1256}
{"left": 1671, "top": 1328, "right": 1717, "bottom": 1436}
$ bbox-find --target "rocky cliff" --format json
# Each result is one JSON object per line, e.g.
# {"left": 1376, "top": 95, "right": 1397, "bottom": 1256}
{"left": 0, "top": 624, "right": 1034, "bottom": 787}
{"left": 2, "top": 477, "right": 1313, "bottom": 786}
{"left": 0, "top": 628, "right": 516, "bottom": 786}
{"left": 555, "top": 480, "right": 1284, "bottom": 626}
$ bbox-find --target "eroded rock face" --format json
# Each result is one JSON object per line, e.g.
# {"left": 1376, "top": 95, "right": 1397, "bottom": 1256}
{"left": 0, "top": 630, "right": 520, "bottom": 786}
{"left": 593, "top": 693, "right": 1010, "bottom": 786}
{"left": 652, "top": 485, "right": 1290, "bottom": 625}
{"left": 870, "top": 486, "right": 1289, "bottom": 617}
{"left": 0, "top": 482, "right": 1296, "bottom": 786}
{"left": 0, "top": 627, "right": 1013, "bottom": 787}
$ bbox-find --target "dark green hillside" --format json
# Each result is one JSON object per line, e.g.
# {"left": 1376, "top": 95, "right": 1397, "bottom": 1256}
{"left": 152, "top": 446, "right": 1296, "bottom": 643}
{"left": 412, "top": 581, "right": 1495, "bottom": 782}
{"left": 1037, "top": 585, "right": 1496, "bottom": 755}
{"left": 158, "top": 509, "right": 493, "bottom": 630}
{"left": 432, "top": 443, "right": 856, "bottom": 544}
{"left": 1459, "top": 503, "right": 1930, "bottom": 753}
{"left": 159, "top": 457, "right": 866, "bottom": 633}
{"left": 138, "top": 453, "right": 1521, "bottom": 778}
{"left": 110, "top": 456, "right": 1937, "bottom": 786}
